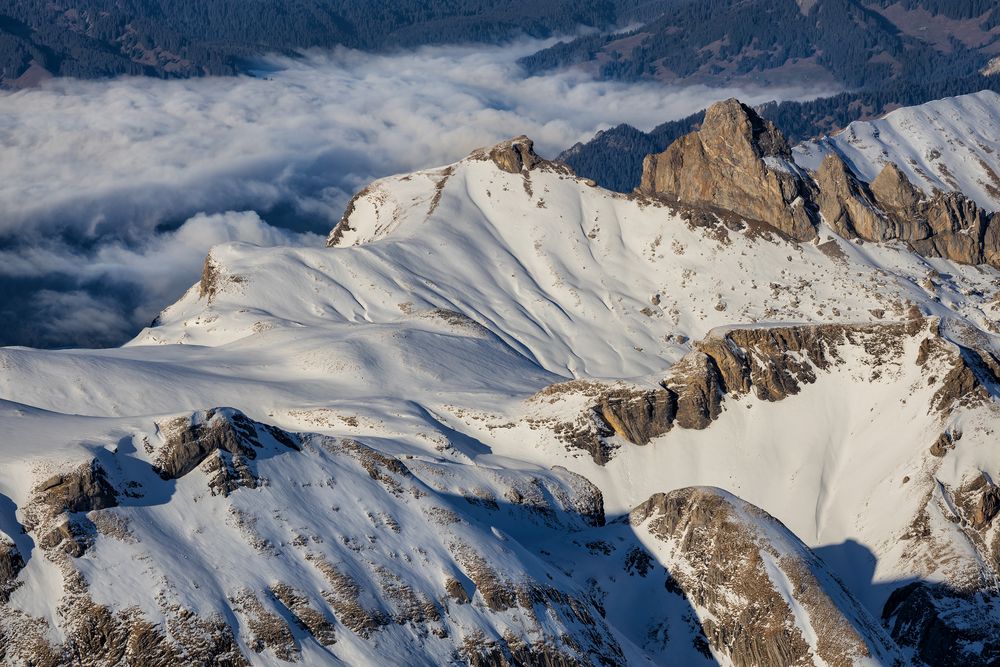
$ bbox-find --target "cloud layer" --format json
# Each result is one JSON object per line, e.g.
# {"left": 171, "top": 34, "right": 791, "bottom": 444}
{"left": 0, "top": 39, "right": 832, "bottom": 347}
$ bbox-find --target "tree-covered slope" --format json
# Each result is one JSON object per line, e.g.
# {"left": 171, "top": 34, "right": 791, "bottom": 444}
{"left": 0, "top": 0, "right": 619, "bottom": 85}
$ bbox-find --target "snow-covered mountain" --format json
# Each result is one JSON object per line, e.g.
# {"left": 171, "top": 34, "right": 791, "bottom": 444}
{"left": 3, "top": 93, "right": 1000, "bottom": 666}
{"left": 794, "top": 90, "right": 1000, "bottom": 213}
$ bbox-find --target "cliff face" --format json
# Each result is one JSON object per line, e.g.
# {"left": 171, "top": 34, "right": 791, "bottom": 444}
{"left": 567, "top": 317, "right": 999, "bottom": 464}
{"left": 639, "top": 98, "right": 818, "bottom": 241}
{"left": 817, "top": 154, "right": 1000, "bottom": 267}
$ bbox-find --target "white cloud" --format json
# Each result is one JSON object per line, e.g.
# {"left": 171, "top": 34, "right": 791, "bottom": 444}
{"left": 0, "top": 39, "right": 833, "bottom": 347}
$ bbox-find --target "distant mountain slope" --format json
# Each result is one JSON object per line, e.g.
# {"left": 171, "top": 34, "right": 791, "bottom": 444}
{"left": 0, "top": 0, "right": 618, "bottom": 86}
{"left": 524, "top": 0, "right": 999, "bottom": 90}
{"left": 4, "top": 0, "right": 998, "bottom": 90}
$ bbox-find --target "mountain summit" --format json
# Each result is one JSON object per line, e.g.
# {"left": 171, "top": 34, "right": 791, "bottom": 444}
{"left": 639, "top": 98, "right": 818, "bottom": 240}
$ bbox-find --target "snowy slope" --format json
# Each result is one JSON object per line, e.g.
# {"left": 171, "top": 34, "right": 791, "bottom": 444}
{"left": 794, "top": 90, "right": 1000, "bottom": 212}
{"left": 1, "top": 119, "right": 1000, "bottom": 664}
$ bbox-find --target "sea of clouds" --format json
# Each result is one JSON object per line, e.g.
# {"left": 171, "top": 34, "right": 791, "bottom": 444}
{"left": 0, "top": 39, "right": 831, "bottom": 347}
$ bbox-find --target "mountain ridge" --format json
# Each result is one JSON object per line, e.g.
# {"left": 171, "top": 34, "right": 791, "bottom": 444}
{"left": 2, "top": 92, "right": 1000, "bottom": 664}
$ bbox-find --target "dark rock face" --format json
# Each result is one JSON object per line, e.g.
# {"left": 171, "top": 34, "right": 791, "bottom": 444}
{"left": 597, "top": 389, "right": 676, "bottom": 445}
{"left": 0, "top": 534, "right": 24, "bottom": 602}
{"left": 639, "top": 98, "right": 818, "bottom": 241}
{"left": 882, "top": 582, "right": 1000, "bottom": 667}
{"left": 34, "top": 460, "right": 118, "bottom": 517}
{"left": 154, "top": 408, "right": 299, "bottom": 482}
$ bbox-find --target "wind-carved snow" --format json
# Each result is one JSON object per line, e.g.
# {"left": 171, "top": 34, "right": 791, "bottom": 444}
{"left": 1, "top": 108, "right": 1000, "bottom": 664}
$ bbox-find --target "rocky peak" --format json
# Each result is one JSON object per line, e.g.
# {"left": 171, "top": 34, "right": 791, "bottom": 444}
{"left": 487, "top": 135, "right": 540, "bottom": 174}
{"left": 700, "top": 98, "right": 792, "bottom": 160}
{"left": 639, "top": 98, "right": 817, "bottom": 241}
{"left": 637, "top": 98, "right": 1000, "bottom": 270}
{"left": 870, "top": 161, "right": 923, "bottom": 212}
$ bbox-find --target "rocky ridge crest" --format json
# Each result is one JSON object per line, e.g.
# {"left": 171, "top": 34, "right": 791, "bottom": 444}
{"left": 640, "top": 98, "right": 1000, "bottom": 268}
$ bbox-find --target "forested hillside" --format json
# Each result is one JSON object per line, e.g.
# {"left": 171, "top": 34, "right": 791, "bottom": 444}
{"left": 523, "top": 0, "right": 997, "bottom": 88}
{"left": 0, "top": 0, "right": 619, "bottom": 85}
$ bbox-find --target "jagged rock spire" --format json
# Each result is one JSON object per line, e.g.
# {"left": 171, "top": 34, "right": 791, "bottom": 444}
{"left": 639, "top": 98, "right": 818, "bottom": 241}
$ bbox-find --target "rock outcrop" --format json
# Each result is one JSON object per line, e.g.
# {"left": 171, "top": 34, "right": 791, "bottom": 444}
{"left": 487, "top": 135, "right": 541, "bottom": 174}
{"left": 0, "top": 532, "right": 23, "bottom": 602}
{"left": 32, "top": 460, "right": 118, "bottom": 518}
{"left": 597, "top": 389, "right": 676, "bottom": 445}
{"left": 639, "top": 98, "right": 818, "bottom": 241}
{"left": 639, "top": 97, "right": 1000, "bottom": 269}
{"left": 882, "top": 582, "right": 1000, "bottom": 667}
{"left": 153, "top": 408, "right": 300, "bottom": 482}
{"left": 567, "top": 320, "right": 936, "bottom": 463}
{"left": 631, "top": 487, "right": 897, "bottom": 667}
{"left": 814, "top": 152, "right": 887, "bottom": 241}
{"left": 817, "top": 154, "right": 1000, "bottom": 267}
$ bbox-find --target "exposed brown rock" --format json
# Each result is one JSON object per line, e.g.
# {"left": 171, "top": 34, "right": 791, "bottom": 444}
{"left": 32, "top": 460, "right": 118, "bottom": 521}
{"left": 639, "top": 98, "right": 817, "bottom": 241}
{"left": 632, "top": 487, "right": 892, "bottom": 667}
{"left": 817, "top": 154, "right": 1000, "bottom": 268}
{"left": 488, "top": 135, "right": 540, "bottom": 174}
